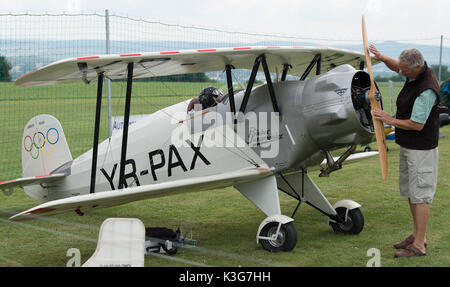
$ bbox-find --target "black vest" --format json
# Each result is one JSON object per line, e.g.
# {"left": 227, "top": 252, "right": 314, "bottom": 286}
{"left": 395, "top": 62, "right": 441, "bottom": 150}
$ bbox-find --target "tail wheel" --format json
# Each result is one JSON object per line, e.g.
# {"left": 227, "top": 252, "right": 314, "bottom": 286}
{"left": 161, "top": 243, "right": 178, "bottom": 255}
{"left": 259, "top": 222, "right": 297, "bottom": 252}
{"left": 330, "top": 207, "right": 364, "bottom": 234}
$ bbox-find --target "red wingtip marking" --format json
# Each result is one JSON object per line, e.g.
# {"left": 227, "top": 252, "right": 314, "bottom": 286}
{"left": 120, "top": 53, "right": 142, "bottom": 57}
{"left": 77, "top": 56, "right": 100, "bottom": 60}
{"left": 35, "top": 174, "right": 51, "bottom": 178}
{"left": 160, "top": 51, "right": 180, "bottom": 55}
{"left": 0, "top": 179, "right": 16, "bottom": 184}
{"left": 29, "top": 207, "right": 56, "bottom": 214}
{"left": 17, "top": 69, "right": 39, "bottom": 80}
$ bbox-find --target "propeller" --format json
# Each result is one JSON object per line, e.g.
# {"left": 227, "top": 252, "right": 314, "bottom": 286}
{"left": 362, "top": 15, "right": 388, "bottom": 181}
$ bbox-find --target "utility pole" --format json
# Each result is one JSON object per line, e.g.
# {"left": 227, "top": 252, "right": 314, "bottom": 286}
{"left": 438, "top": 35, "right": 443, "bottom": 84}
{"left": 105, "top": 9, "right": 112, "bottom": 137}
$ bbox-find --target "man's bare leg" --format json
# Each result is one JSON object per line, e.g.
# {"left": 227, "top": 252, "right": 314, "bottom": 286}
{"left": 411, "top": 202, "right": 429, "bottom": 253}
{"left": 409, "top": 199, "right": 417, "bottom": 238}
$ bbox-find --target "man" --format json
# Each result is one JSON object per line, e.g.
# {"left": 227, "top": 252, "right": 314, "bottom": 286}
{"left": 187, "top": 86, "right": 224, "bottom": 112}
{"left": 369, "top": 45, "right": 441, "bottom": 258}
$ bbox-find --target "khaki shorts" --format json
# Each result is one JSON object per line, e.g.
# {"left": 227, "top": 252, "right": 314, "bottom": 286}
{"left": 399, "top": 146, "right": 438, "bottom": 204}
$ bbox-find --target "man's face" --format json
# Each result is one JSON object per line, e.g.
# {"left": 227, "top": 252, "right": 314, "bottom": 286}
{"left": 399, "top": 61, "right": 423, "bottom": 80}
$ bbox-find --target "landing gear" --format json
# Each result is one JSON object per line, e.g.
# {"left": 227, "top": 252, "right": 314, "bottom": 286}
{"left": 235, "top": 176, "right": 298, "bottom": 252}
{"left": 363, "top": 145, "right": 389, "bottom": 153}
{"left": 328, "top": 205, "right": 364, "bottom": 234}
{"left": 278, "top": 171, "right": 366, "bottom": 239}
{"left": 257, "top": 215, "right": 297, "bottom": 252}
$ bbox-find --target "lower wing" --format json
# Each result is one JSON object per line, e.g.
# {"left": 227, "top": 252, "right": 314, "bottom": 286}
{"left": 10, "top": 167, "right": 270, "bottom": 221}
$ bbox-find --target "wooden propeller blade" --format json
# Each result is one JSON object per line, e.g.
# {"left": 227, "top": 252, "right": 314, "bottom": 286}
{"left": 362, "top": 15, "right": 388, "bottom": 181}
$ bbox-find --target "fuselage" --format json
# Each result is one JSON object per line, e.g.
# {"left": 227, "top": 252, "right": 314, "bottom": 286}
{"left": 34, "top": 64, "right": 374, "bottom": 201}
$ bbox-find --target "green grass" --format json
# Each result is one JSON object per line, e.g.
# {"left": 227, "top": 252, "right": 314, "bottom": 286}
{"left": 0, "top": 81, "right": 449, "bottom": 267}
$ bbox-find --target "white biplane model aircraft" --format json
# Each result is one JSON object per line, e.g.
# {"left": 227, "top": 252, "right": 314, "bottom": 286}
{"left": 1, "top": 19, "right": 388, "bottom": 252}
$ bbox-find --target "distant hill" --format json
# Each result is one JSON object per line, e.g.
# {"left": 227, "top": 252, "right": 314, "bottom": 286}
{"left": 1, "top": 39, "right": 448, "bottom": 80}
{"left": 330, "top": 40, "right": 449, "bottom": 76}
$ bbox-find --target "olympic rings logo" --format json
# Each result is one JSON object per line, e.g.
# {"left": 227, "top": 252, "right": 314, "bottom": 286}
{"left": 23, "top": 128, "right": 60, "bottom": 159}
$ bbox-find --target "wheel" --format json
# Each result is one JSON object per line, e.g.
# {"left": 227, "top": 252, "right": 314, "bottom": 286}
{"left": 364, "top": 146, "right": 371, "bottom": 152}
{"left": 259, "top": 222, "right": 297, "bottom": 252}
{"left": 330, "top": 207, "right": 364, "bottom": 234}
{"left": 161, "top": 243, "right": 178, "bottom": 255}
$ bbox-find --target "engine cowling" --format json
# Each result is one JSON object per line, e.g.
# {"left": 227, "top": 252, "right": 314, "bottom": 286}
{"left": 301, "top": 64, "right": 376, "bottom": 150}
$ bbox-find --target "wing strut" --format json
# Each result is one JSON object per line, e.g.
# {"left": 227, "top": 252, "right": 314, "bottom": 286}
{"left": 88, "top": 63, "right": 134, "bottom": 193}
{"left": 281, "top": 64, "right": 291, "bottom": 81}
{"left": 359, "top": 61, "right": 365, "bottom": 70}
{"left": 239, "top": 54, "right": 281, "bottom": 115}
{"left": 118, "top": 63, "right": 134, "bottom": 189}
{"left": 225, "top": 64, "right": 236, "bottom": 116}
{"left": 90, "top": 73, "right": 104, "bottom": 194}
{"left": 300, "top": 54, "right": 322, "bottom": 80}
{"left": 239, "top": 55, "right": 261, "bottom": 114}
{"left": 261, "top": 55, "right": 281, "bottom": 115}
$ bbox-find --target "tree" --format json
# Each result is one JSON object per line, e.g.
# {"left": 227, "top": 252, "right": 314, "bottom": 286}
{"left": 0, "top": 56, "right": 12, "bottom": 82}
{"left": 147, "top": 72, "right": 211, "bottom": 82}
{"left": 374, "top": 74, "right": 405, "bottom": 82}
{"left": 431, "top": 65, "right": 449, "bottom": 82}
{"left": 374, "top": 64, "right": 450, "bottom": 83}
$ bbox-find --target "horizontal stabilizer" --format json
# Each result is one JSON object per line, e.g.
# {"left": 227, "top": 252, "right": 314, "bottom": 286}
{"left": 10, "top": 167, "right": 270, "bottom": 221}
{"left": 0, "top": 173, "right": 65, "bottom": 196}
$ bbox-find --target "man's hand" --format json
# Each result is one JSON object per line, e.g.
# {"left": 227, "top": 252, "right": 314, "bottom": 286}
{"left": 372, "top": 110, "right": 424, "bottom": 131}
{"left": 367, "top": 44, "right": 399, "bottom": 73}
{"left": 373, "top": 109, "right": 394, "bottom": 125}
{"left": 369, "top": 45, "right": 383, "bottom": 61}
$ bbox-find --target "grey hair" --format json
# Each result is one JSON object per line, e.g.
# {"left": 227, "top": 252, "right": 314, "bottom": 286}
{"left": 398, "top": 48, "right": 424, "bottom": 69}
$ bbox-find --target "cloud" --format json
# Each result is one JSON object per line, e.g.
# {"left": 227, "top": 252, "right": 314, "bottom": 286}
{"left": 2, "top": 0, "right": 448, "bottom": 42}
{"left": 66, "top": 0, "right": 82, "bottom": 12}
{"left": 365, "top": 0, "right": 382, "bottom": 14}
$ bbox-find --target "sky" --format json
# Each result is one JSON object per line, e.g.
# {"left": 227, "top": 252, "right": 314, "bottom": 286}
{"left": 2, "top": 0, "right": 449, "bottom": 44}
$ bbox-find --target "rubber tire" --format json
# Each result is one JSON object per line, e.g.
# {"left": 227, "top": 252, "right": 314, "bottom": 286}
{"left": 161, "top": 243, "right": 178, "bottom": 255}
{"left": 259, "top": 222, "right": 297, "bottom": 252}
{"left": 330, "top": 207, "right": 364, "bottom": 235}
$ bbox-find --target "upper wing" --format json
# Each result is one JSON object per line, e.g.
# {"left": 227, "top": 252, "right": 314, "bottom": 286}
{"left": 0, "top": 173, "right": 65, "bottom": 196}
{"left": 9, "top": 167, "right": 270, "bottom": 221}
{"left": 16, "top": 46, "right": 378, "bottom": 87}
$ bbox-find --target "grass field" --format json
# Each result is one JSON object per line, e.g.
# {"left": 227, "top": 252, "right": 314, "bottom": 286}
{"left": 0, "top": 81, "right": 449, "bottom": 267}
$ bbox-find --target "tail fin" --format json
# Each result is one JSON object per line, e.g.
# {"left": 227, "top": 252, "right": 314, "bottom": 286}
{"left": 22, "top": 114, "right": 72, "bottom": 177}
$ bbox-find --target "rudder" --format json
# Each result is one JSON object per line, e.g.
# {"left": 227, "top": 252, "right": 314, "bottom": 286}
{"left": 22, "top": 114, "right": 72, "bottom": 177}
